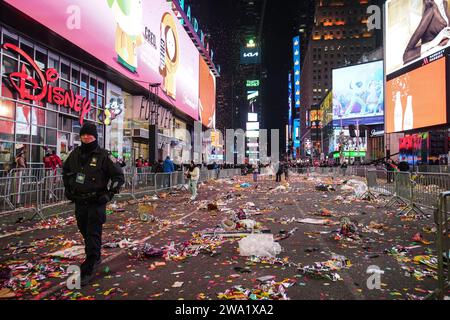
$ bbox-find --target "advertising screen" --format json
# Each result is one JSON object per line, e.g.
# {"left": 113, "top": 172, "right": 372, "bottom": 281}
{"left": 386, "top": 0, "right": 450, "bottom": 76}
{"left": 386, "top": 57, "right": 447, "bottom": 133}
{"left": 399, "top": 134, "right": 424, "bottom": 165}
{"left": 329, "top": 129, "right": 368, "bottom": 155}
{"left": 293, "top": 36, "right": 301, "bottom": 109}
{"left": 320, "top": 91, "right": 333, "bottom": 126}
{"left": 5, "top": 0, "right": 200, "bottom": 120}
{"left": 332, "top": 60, "right": 384, "bottom": 126}
{"left": 199, "top": 56, "right": 216, "bottom": 128}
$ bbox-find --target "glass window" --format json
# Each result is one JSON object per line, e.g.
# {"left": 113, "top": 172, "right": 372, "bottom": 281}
{"left": 45, "top": 128, "right": 57, "bottom": 146}
{"left": 89, "top": 77, "right": 97, "bottom": 92}
{"left": 2, "top": 32, "right": 19, "bottom": 58}
{"left": 0, "top": 98, "right": 15, "bottom": 119}
{"left": 33, "top": 107, "right": 45, "bottom": 126}
{"left": 61, "top": 62, "right": 70, "bottom": 80}
{"left": 48, "top": 56, "right": 59, "bottom": 72}
{"left": 71, "top": 68, "right": 80, "bottom": 84}
{"left": 46, "top": 110, "right": 57, "bottom": 128}
{"left": 97, "top": 95, "right": 104, "bottom": 110}
{"left": 60, "top": 80, "right": 70, "bottom": 91}
{"left": 89, "top": 92, "right": 96, "bottom": 107}
{"left": 35, "top": 50, "right": 47, "bottom": 71}
{"left": 31, "top": 126, "right": 45, "bottom": 144}
{"left": 16, "top": 122, "right": 30, "bottom": 143}
{"left": 31, "top": 144, "right": 44, "bottom": 164}
{"left": 71, "top": 84, "right": 79, "bottom": 95}
{"left": 0, "top": 119, "right": 14, "bottom": 141}
{"left": 2, "top": 55, "right": 18, "bottom": 74}
{"left": 59, "top": 116, "right": 72, "bottom": 132}
{"left": 98, "top": 81, "right": 105, "bottom": 96}
{"left": 19, "top": 40, "right": 34, "bottom": 61}
{"left": 0, "top": 142, "right": 14, "bottom": 165}
{"left": 81, "top": 73, "right": 88, "bottom": 88}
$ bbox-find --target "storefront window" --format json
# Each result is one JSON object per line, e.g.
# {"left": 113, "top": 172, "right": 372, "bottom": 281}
{"left": 61, "top": 61, "right": 70, "bottom": 80}
{"left": 71, "top": 68, "right": 80, "bottom": 84}
{"left": 0, "top": 98, "right": 15, "bottom": 119}
{"left": 46, "top": 110, "right": 57, "bottom": 128}
{"left": 98, "top": 81, "right": 105, "bottom": 96}
{"left": 2, "top": 32, "right": 19, "bottom": 58}
{"left": 0, "top": 119, "right": 14, "bottom": 141}
{"left": 48, "top": 56, "right": 59, "bottom": 72}
{"left": 2, "top": 55, "right": 18, "bottom": 74}
{"left": 89, "top": 77, "right": 97, "bottom": 92}
{"left": 33, "top": 107, "right": 45, "bottom": 126}
{"left": 35, "top": 49, "right": 47, "bottom": 70}
{"left": 31, "top": 144, "right": 44, "bottom": 164}
{"left": 45, "top": 128, "right": 57, "bottom": 146}
{"left": 0, "top": 142, "right": 14, "bottom": 165}
{"left": 58, "top": 116, "right": 72, "bottom": 132}
{"left": 31, "top": 125, "right": 45, "bottom": 144}
{"left": 81, "top": 73, "right": 88, "bottom": 88}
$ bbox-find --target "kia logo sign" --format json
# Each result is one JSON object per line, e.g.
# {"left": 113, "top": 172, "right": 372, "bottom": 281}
{"left": 240, "top": 47, "right": 261, "bottom": 65}
{"left": 243, "top": 52, "right": 259, "bottom": 58}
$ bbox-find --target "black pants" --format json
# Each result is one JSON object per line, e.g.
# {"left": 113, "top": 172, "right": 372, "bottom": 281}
{"left": 75, "top": 202, "right": 106, "bottom": 274}
{"left": 276, "top": 173, "right": 282, "bottom": 182}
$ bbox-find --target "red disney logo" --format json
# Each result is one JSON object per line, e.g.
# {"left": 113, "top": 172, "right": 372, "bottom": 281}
{"left": 2, "top": 43, "right": 91, "bottom": 125}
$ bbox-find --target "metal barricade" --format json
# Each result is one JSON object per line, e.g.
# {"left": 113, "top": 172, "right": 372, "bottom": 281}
{"left": 428, "top": 192, "right": 450, "bottom": 300}
{"left": 155, "top": 173, "right": 171, "bottom": 191}
{"left": 0, "top": 175, "right": 42, "bottom": 220}
{"left": 411, "top": 172, "right": 450, "bottom": 211}
{"left": 39, "top": 174, "right": 68, "bottom": 213}
{"left": 133, "top": 172, "right": 156, "bottom": 196}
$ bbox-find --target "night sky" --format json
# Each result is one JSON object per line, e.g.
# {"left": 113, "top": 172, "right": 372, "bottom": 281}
{"left": 191, "top": 0, "right": 305, "bottom": 136}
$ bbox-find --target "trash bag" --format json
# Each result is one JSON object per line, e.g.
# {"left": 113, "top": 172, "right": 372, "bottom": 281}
{"left": 238, "top": 234, "right": 282, "bottom": 257}
{"left": 238, "top": 219, "right": 257, "bottom": 230}
{"left": 343, "top": 180, "right": 368, "bottom": 198}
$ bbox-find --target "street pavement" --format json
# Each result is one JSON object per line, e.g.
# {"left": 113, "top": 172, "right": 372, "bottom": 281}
{"left": 0, "top": 172, "right": 446, "bottom": 300}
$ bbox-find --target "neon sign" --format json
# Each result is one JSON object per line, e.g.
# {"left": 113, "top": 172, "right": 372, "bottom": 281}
{"left": 2, "top": 43, "right": 91, "bottom": 125}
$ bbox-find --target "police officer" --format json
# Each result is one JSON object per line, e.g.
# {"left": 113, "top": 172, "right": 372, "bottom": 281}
{"left": 63, "top": 122, "right": 124, "bottom": 286}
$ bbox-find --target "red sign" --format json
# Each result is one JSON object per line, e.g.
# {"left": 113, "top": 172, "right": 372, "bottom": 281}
{"left": 2, "top": 43, "right": 91, "bottom": 125}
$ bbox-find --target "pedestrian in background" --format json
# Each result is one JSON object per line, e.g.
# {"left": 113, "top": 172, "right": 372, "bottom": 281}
{"left": 186, "top": 161, "right": 200, "bottom": 201}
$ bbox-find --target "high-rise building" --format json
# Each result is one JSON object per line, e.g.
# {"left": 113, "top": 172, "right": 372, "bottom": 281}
{"left": 299, "top": 0, "right": 381, "bottom": 158}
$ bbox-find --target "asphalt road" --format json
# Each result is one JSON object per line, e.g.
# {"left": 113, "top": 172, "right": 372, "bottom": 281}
{"left": 0, "top": 172, "right": 446, "bottom": 300}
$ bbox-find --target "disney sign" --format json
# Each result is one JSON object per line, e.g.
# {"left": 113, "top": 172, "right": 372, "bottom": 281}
{"left": 2, "top": 43, "right": 92, "bottom": 125}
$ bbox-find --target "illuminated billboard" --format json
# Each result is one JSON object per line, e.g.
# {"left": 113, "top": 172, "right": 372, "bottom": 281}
{"left": 329, "top": 129, "right": 367, "bottom": 155}
{"left": 5, "top": 0, "right": 200, "bottom": 120}
{"left": 247, "top": 131, "right": 260, "bottom": 138}
{"left": 240, "top": 47, "right": 261, "bottom": 65}
{"left": 320, "top": 91, "right": 333, "bottom": 126}
{"left": 246, "top": 122, "right": 260, "bottom": 131}
{"left": 386, "top": 58, "right": 447, "bottom": 133}
{"left": 386, "top": 0, "right": 450, "bottom": 76}
{"left": 247, "top": 90, "right": 260, "bottom": 113}
{"left": 199, "top": 56, "right": 216, "bottom": 128}
{"left": 288, "top": 72, "right": 293, "bottom": 132}
{"left": 293, "top": 36, "right": 301, "bottom": 109}
{"left": 293, "top": 119, "right": 300, "bottom": 158}
{"left": 332, "top": 60, "right": 384, "bottom": 126}
{"left": 248, "top": 113, "right": 258, "bottom": 122}
{"left": 246, "top": 80, "right": 260, "bottom": 87}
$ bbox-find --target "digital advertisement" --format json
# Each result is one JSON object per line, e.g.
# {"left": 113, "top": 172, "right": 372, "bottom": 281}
{"left": 332, "top": 60, "right": 384, "bottom": 126}
{"left": 385, "top": 57, "right": 447, "bottom": 134}
{"left": 5, "top": 0, "right": 201, "bottom": 120}
{"left": 199, "top": 56, "right": 216, "bottom": 129}
{"left": 386, "top": 0, "right": 450, "bottom": 76}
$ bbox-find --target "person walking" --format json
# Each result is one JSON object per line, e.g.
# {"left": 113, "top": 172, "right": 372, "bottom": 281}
{"left": 276, "top": 161, "right": 283, "bottom": 182}
{"left": 50, "top": 150, "right": 63, "bottom": 171}
{"left": 186, "top": 161, "right": 200, "bottom": 201}
{"left": 163, "top": 156, "right": 175, "bottom": 188}
{"left": 284, "top": 161, "right": 289, "bottom": 182}
{"left": 62, "top": 122, "right": 124, "bottom": 286}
